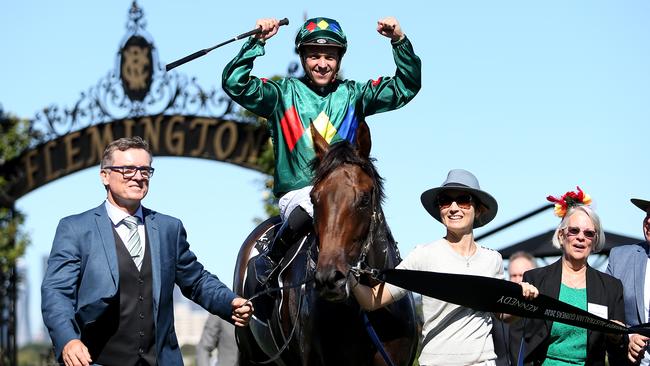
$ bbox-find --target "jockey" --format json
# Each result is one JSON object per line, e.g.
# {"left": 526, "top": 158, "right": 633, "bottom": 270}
{"left": 222, "top": 16, "right": 421, "bottom": 286}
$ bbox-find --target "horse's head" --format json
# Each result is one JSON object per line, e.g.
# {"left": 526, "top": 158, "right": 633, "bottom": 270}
{"left": 309, "top": 121, "right": 384, "bottom": 302}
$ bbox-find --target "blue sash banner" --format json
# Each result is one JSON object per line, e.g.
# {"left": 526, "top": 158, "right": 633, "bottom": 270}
{"left": 379, "top": 269, "right": 650, "bottom": 336}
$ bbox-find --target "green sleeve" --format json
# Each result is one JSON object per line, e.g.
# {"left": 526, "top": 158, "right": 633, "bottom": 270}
{"left": 221, "top": 38, "right": 279, "bottom": 119}
{"left": 358, "top": 36, "right": 422, "bottom": 116}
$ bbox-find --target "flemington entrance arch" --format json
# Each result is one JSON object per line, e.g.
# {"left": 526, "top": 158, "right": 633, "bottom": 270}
{"left": 0, "top": 3, "right": 290, "bottom": 364}
{"left": 1, "top": 3, "right": 271, "bottom": 203}
{"left": 8, "top": 112, "right": 268, "bottom": 200}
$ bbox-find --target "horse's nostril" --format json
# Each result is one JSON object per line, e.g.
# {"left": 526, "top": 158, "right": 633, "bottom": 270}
{"left": 314, "top": 271, "right": 328, "bottom": 288}
{"left": 315, "top": 269, "right": 347, "bottom": 290}
{"left": 331, "top": 270, "right": 346, "bottom": 284}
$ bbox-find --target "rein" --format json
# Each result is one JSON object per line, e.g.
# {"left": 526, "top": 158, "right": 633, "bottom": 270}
{"left": 239, "top": 276, "right": 314, "bottom": 365}
{"left": 348, "top": 187, "right": 398, "bottom": 366}
{"left": 246, "top": 275, "right": 314, "bottom": 303}
{"left": 243, "top": 235, "right": 314, "bottom": 365}
{"left": 362, "top": 312, "right": 397, "bottom": 366}
{"left": 248, "top": 278, "right": 309, "bottom": 365}
{"left": 245, "top": 187, "right": 398, "bottom": 365}
{"left": 351, "top": 186, "right": 382, "bottom": 277}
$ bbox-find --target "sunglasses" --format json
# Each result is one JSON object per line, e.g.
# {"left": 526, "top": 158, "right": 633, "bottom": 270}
{"left": 565, "top": 226, "right": 597, "bottom": 239}
{"left": 437, "top": 194, "right": 473, "bottom": 210}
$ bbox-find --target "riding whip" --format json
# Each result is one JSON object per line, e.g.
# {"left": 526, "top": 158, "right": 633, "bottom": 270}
{"left": 166, "top": 18, "right": 289, "bottom": 71}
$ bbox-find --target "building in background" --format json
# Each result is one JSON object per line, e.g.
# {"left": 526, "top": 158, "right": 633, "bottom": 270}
{"left": 173, "top": 286, "right": 211, "bottom": 347}
{"left": 15, "top": 259, "right": 31, "bottom": 347}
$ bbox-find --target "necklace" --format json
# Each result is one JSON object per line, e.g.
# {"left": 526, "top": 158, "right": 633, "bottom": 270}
{"left": 562, "top": 271, "right": 586, "bottom": 288}
{"left": 445, "top": 238, "right": 477, "bottom": 268}
{"left": 464, "top": 255, "right": 471, "bottom": 267}
{"left": 564, "top": 279, "right": 586, "bottom": 289}
{"left": 462, "top": 246, "right": 477, "bottom": 268}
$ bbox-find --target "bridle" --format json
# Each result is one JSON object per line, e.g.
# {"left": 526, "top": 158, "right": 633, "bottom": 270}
{"left": 347, "top": 185, "right": 398, "bottom": 366}
{"left": 245, "top": 169, "right": 391, "bottom": 365}
{"left": 349, "top": 186, "right": 383, "bottom": 280}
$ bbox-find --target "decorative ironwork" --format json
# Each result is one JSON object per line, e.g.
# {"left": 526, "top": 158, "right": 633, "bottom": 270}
{"left": 29, "top": 1, "right": 248, "bottom": 146}
{"left": 1, "top": 3, "right": 295, "bottom": 364}
{"left": 120, "top": 35, "right": 154, "bottom": 102}
{"left": 126, "top": 0, "right": 146, "bottom": 34}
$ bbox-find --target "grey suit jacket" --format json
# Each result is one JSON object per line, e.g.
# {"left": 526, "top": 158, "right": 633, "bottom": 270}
{"left": 607, "top": 241, "right": 650, "bottom": 327}
{"left": 41, "top": 203, "right": 237, "bottom": 365}
{"left": 196, "top": 314, "right": 239, "bottom": 366}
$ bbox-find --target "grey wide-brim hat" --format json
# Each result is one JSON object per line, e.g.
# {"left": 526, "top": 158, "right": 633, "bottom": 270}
{"left": 420, "top": 169, "right": 498, "bottom": 228}
{"left": 631, "top": 198, "right": 650, "bottom": 212}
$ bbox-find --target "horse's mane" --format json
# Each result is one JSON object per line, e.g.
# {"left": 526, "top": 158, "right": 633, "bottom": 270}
{"left": 311, "top": 140, "right": 385, "bottom": 204}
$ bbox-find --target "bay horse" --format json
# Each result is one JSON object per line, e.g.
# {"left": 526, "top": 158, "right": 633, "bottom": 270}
{"left": 233, "top": 121, "right": 418, "bottom": 366}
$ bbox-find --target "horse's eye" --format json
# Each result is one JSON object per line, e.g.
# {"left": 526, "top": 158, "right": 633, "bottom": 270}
{"left": 359, "top": 192, "right": 371, "bottom": 207}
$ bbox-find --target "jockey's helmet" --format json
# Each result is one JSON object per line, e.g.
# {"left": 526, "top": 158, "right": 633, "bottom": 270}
{"left": 295, "top": 17, "right": 347, "bottom": 56}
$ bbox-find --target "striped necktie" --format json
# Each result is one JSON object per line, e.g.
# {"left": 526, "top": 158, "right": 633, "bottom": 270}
{"left": 122, "top": 215, "right": 143, "bottom": 270}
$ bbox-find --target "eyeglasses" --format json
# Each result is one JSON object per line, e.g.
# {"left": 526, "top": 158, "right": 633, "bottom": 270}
{"left": 104, "top": 165, "right": 155, "bottom": 179}
{"left": 437, "top": 194, "right": 473, "bottom": 210}
{"left": 565, "top": 226, "right": 597, "bottom": 239}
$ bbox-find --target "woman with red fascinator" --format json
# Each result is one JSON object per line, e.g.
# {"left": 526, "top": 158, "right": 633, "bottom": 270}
{"left": 510, "top": 187, "right": 626, "bottom": 365}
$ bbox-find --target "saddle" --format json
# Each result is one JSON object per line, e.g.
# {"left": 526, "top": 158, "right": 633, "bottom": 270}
{"left": 235, "top": 219, "right": 317, "bottom": 364}
{"left": 243, "top": 221, "right": 315, "bottom": 322}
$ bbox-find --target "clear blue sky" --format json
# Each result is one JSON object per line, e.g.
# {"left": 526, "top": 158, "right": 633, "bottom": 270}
{"left": 1, "top": 0, "right": 649, "bottom": 341}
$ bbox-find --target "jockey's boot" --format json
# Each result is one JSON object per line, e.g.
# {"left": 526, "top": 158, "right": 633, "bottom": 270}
{"left": 255, "top": 207, "right": 312, "bottom": 287}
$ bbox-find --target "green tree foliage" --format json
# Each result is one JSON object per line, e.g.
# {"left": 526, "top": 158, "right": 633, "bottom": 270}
{"left": 235, "top": 77, "right": 281, "bottom": 221}
{"left": 17, "top": 342, "right": 55, "bottom": 366}
{"left": 0, "top": 107, "right": 33, "bottom": 365}
{"left": 0, "top": 109, "right": 31, "bottom": 273}
{"left": 180, "top": 343, "right": 197, "bottom": 366}
{"left": 255, "top": 121, "right": 279, "bottom": 219}
{"left": 0, "top": 207, "right": 28, "bottom": 273}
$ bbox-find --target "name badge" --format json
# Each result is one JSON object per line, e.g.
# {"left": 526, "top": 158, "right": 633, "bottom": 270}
{"left": 588, "top": 303, "right": 608, "bottom": 319}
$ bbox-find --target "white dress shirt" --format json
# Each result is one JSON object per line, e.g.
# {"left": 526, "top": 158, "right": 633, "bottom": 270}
{"left": 104, "top": 200, "right": 146, "bottom": 259}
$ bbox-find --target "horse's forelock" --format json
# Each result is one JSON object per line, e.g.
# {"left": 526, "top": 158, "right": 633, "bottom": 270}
{"left": 311, "top": 140, "right": 385, "bottom": 204}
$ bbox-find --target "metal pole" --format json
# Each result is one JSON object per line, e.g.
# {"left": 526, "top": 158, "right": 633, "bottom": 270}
{"left": 0, "top": 205, "right": 18, "bottom": 366}
{"left": 8, "top": 263, "right": 16, "bottom": 366}
{"left": 475, "top": 204, "right": 553, "bottom": 241}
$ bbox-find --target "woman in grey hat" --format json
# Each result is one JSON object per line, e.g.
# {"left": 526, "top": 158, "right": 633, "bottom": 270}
{"left": 350, "top": 169, "right": 538, "bottom": 366}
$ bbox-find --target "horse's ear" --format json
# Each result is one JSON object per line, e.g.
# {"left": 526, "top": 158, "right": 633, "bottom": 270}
{"left": 355, "top": 120, "right": 371, "bottom": 160}
{"left": 311, "top": 123, "right": 329, "bottom": 162}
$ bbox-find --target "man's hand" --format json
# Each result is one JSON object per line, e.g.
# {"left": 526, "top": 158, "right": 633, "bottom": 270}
{"left": 628, "top": 333, "right": 649, "bottom": 363}
{"left": 377, "top": 17, "right": 404, "bottom": 42}
{"left": 62, "top": 339, "right": 92, "bottom": 366}
{"left": 231, "top": 297, "right": 253, "bottom": 327}
{"left": 254, "top": 18, "right": 280, "bottom": 41}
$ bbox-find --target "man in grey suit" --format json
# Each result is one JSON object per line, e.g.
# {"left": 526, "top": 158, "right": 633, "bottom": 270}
{"left": 41, "top": 137, "right": 253, "bottom": 366}
{"left": 196, "top": 314, "right": 238, "bottom": 366}
{"left": 607, "top": 197, "right": 650, "bottom": 365}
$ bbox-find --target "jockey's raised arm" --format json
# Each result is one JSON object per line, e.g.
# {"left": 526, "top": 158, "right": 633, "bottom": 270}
{"left": 222, "top": 16, "right": 421, "bottom": 288}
